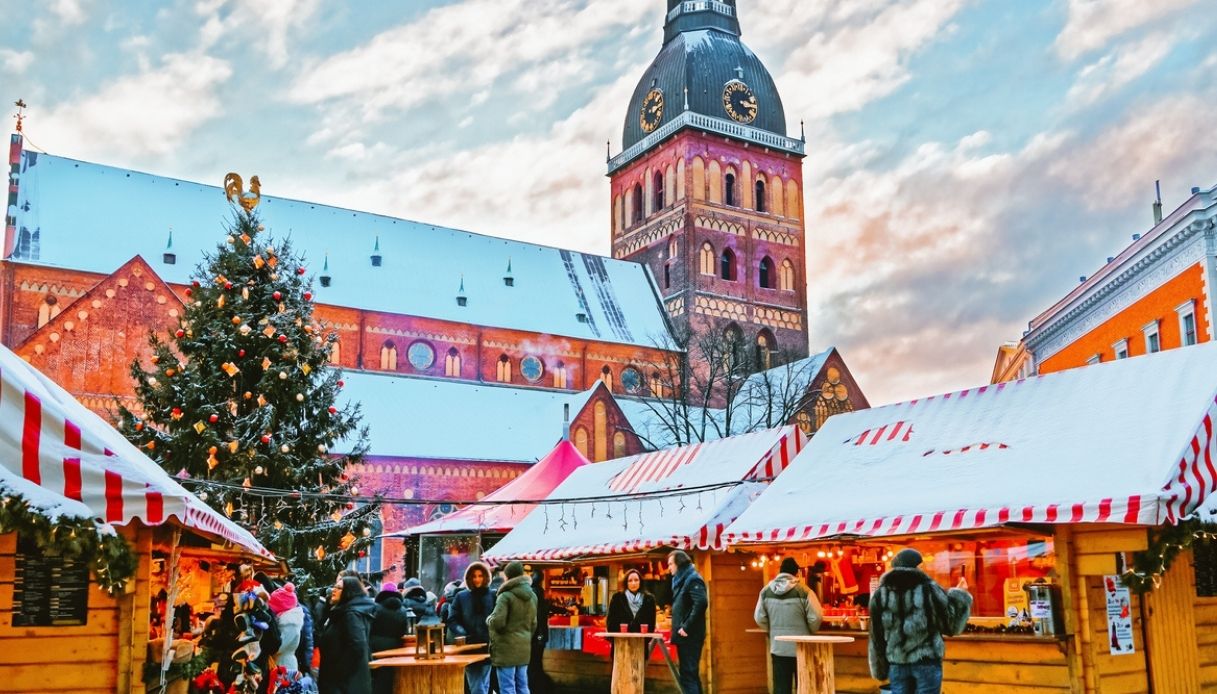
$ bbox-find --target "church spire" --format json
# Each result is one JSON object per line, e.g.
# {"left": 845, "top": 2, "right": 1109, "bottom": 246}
{"left": 664, "top": 0, "right": 740, "bottom": 44}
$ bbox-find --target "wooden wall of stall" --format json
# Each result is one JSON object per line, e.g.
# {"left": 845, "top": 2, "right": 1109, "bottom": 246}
{"left": 1197, "top": 582, "right": 1217, "bottom": 692}
{"left": 0, "top": 525, "right": 151, "bottom": 694}
{"left": 703, "top": 551, "right": 768, "bottom": 694}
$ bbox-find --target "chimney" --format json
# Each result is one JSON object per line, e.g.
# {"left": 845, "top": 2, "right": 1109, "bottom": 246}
{"left": 370, "top": 236, "right": 382, "bottom": 267}
{"left": 1079, "top": 275, "right": 1087, "bottom": 283}
{"left": 319, "top": 254, "right": 332, "bottom": 287}
{"left": 562, "top": 404, "right": 571, "bottom": 441}
{"left": 503, "top": 258, "right": 514, "bottom": 287}
{"left": 1152, "top": 180, "right": 1163, "bottom": 225}
{"left": 456, "top": 276, "right": 467, "bottom": 307}
{"left": 1132, "top": 233, "right": 1142, "bottom": 241}
{"left": 162, "top": 227, "right": 176, "bottom": 265}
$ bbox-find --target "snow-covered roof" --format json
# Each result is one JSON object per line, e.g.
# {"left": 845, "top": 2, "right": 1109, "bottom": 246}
{"left": 338, "top": 372, "right": 602, "bottom": 462}
{"left": 725, "top": 343, "right": 1217, "bottom": 545}
{"left": 10, "top": 151, "right": 673, "bottom": 348}
{"left": 0, "top": 342, "right": 268, "bottom": 556}
{"left": 388, "top": 440, "right": 591, "bottom": 537}
{"left": 484, "top": 426, "right": 805, "bottom": 562}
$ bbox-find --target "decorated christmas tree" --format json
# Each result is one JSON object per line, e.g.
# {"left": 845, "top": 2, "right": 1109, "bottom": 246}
{"left": 119, "top": 188, "right": 377, "bottom": 589}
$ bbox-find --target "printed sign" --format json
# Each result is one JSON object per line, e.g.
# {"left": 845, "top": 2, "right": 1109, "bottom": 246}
{"left": 1003, "top": 578, "right": 1029, "bottom": 617}
{"left": 12, "top": 534, "right": 89, "bottom": 627}
{"left": 1104, "top": 575, "right": 1135, "bottom": 655}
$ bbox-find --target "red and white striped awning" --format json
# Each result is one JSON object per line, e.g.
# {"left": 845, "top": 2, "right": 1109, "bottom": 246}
{"left": 484, "top": 426, "right": 806, "bottom": 562}
{"left": 724, "top": 343, "right": 1217, "bottom": 545}
{"left": 0, "top": 345, "right": 269, "bottom": 557}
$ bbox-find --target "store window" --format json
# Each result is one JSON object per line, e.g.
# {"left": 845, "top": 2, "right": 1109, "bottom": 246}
{"left": 1143, "top": 321, "right": 1161, "bottom": 353}
{"left": 407, "top": 340, "right": 435, "bottom": 371}
{"left": 1178, "top": 301, "right": 1198, "bottom": 346}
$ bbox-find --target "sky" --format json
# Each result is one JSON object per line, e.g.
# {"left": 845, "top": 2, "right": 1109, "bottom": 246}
{"left": 2, "top": 0, "right": 1217, "bottom": 405}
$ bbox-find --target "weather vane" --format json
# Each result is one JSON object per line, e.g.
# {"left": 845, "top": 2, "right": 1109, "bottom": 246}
{"left": 223, "top": 173, "right": 262, "bottom": 213}
{"left": 14, "top": 99, "right": 27, "bottom": 133}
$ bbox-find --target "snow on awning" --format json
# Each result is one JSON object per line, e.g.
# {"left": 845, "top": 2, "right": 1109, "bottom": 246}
{"left": 0, "top": 345, "right": 269, "bottom": 557}
{"left": 724, "top": 343, "right": 1217, "bottom": 545}
{"left": 386, "top": 440, "right": 591, "bottom": 537}
{"left": 484, "top": 426, "right": 806, "bottom": 562}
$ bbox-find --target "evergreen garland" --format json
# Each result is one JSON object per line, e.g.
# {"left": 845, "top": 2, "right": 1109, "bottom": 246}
{"left": 119, "top": 208, "right": 378, "bottom": 590}
{"left": 1121, "top": 516, "right": 1217, "bottom": 594}
{"left": 0, "top": 487, "right": 138, "bottom": 594}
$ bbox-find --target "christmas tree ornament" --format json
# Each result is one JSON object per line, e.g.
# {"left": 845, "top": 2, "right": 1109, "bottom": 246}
{"left": 278, "top": 302, "right": 286, "bottom": 313}
{"left": 226, "top": 236, "right": 235, "bottom": 244}
{"left": 184, "top": 288, "right": 192, "bottom": 297}
{"left": 362, "top": 527, "right": 371, "bottom": 537}
{"left": 193, "top": 421, "right": 206, "bottom": 434}
{"left": 261, "top": 434, "right": 271, "bottom": 444}
{"left": 274, "top": 521, "right": 282, "bottom": 530}
{"left": 297, "top": 267, "right": 307, "bottom": 275}
{"left": 257, "top": 394, "right": 268, "bottom": 407}
{"left": 192, "top": 280, "right": 201, "bottom": 288}
{"left": 221, "top": 362, "right": 240, "bottom": 377}
{"left": 238, "top": 348, "right": 246, "bottom": 357}
{"left": 199, "top": 491, "right": 209, "bottom": 501}
{"left": 300, "top": 364, "right": 311, "bottom": 375}
{"left": 314, "top": 546, "right": 325, "bottom": 560}
{"left": 330, "top": 511, "right": 342, "bottom": 522}
{"left": 296, "top": 393, "right": 305, "bottom": 402}
{"left": 165, "top": 368, "right": 175, "bottom": 377}
{"left": 224, "top": 281, "right": 233, "bottom": 290}
{"left": 228, "top": 440, "right": 240, "bottom": 453}
{"left": 303, "top": 292, "right": 313, "bottom": 301}
{"left": 242, "top": 478, "right": 252, "bottom": 488}
{"left": 266, "top": 245, "right": 274, "bottom": 254}
{"left": 280, "top": 444, "right": 291, "bottom": 453}
{"left": 262, "top": 326, "right": 276, "bottom": 338}
{"left": 151, "top": 355, "right": 160, "bottom": 364}
{"left": 171, "top": 407, "right": 183, "bottom": 419}
{"left": 231, "top": 315, "right": 241, "bottom": 324}
{"left": 267, "top": 256, "right": 278, "bottom": 269}
{"left": 357, "top": 550, "right": 366, "bottom": 558}
{"left": 279, "top": 371, "right": 288, "bottom": 380}
{"left": 175, "top": 329, "right": 185, "bottom": 338}
{"left": 262, "top": 357, "right": 272, "bottom": 370}
{"left": 252, "top": 256, "right": 265, "bottom": 270}
{"left": 134, "top": 422, "right": 144, "bottom": 431}
{"left": 350, "top": 486, "right": 358, "bottom": 495}
{"left": 278, "top": 334, "right": 289, "bottom": 344}
{"left": 241, "top": 287, "right": 250, "bottom": 300}
{"left": 254, "top": 465, "right": 264, "bottom": 475}
{"left": 273, "top": 291, "right": 282, "bottom": 301}
{"left": 270, "top": 272, "right": 279, "bottom": 280}
{"left": 239, "top": 325, "right": 252, "bottom": 336}
{"left": 337, "top": 380, "right": 345, "bottom": 388}
{"left": 327, "top": 407, "right": 337, "bottom": 415}
{"left": 148, "top": 377, "right": 158, "bottom": 386}
{"left": 207, "top": 452, "right": 218, "bottom": 471}
{"left": 257, "top": 224, "right": 265, "bottom": 232}
{"left": 243, "top": 391, "right": 252, "bottom": 400}
{"left": 318, "top": 444, "right": 327, "bottom": 453}
{"left": 145, "top": 441, "right": 156, "bottom": 450}
{"left": 217, "top": 295, "right": 226, "bottom": 308}
{"left": 240, "top": 233, "right": 252, "bottom": 245}
{"left": 209, "top": 414, "right": 219, "bottom": 423}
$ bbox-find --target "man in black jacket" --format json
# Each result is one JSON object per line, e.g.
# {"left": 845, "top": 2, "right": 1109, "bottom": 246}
{"left": 667, "top": 550, "right": 708, "bottom": 694}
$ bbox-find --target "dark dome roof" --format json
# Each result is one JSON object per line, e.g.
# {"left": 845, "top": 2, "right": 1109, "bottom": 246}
{"left": 621, "top": 5, "right": 787, "bottom": 151}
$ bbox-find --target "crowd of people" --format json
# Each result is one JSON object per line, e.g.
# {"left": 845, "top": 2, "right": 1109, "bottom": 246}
{"left": 191, "top": 547, "right": 970, "bottom": 694}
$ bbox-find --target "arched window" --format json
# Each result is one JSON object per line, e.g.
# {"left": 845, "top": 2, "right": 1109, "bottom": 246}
{"left": 759, "top": 256, "right": 775, "bottom": 289}
{"left": 613, "top": 431, "right": 627, "bottom": 459}
{"left": 664, "top": 264, "right": 672, "bottom": 290}
{"left": 594, "top": 401, "right": 608, "bottom": 462}
{"left": 770, "top": 174, "right": 785, "bottom": 216}
{"left": 780, "top": 259, "right": 796, "bottom": 291}
{"left": 720, "top": 248, "right": 737, "bottom": 281}
{"left": 329, "top": 339, "right": 341, "bottom": 365}
{"left": 650, "top": 371, "right": 664, "bottom": 397}
{"left": 379, "top": 340, "right": 398, "bottom": 370}
{"left": 699, "top": 243, "right": 716, "bottom": 275}
{"left": 755, "top": 179, "right": 766, "bottom": 213}
{"left": 668, "top": 235, "right": 678, "bottom": 258}
{"left": 725, "top": 173, "right": 737, "bottom": 207}
{"left": 445, "top": 347, "right": 461, "bottom": 377}
{"left": 756, "top": 329, "right": 776, "bottom": 370}
{"left": 631, "top": 183, "right": 644, "bottom": 224}
{"left": 600, "top": 365, "right": 613, "bottom": 390}
{"left": 553, "top": 361, "right": 568, "bottom": 389}
{"left": 574, "top": 427, "right": 590, "bottom": 458}
{"left": 723, "top": 324, "right": 744, "bottom": 367}
{"left": 37, "top": 296, "right": 60, "bottom": 328}
{"left": 654, "top": 170, "right": 665, "bottom": 211}
{"left": 497, "top": 354, "right": 512, "bottom": 382}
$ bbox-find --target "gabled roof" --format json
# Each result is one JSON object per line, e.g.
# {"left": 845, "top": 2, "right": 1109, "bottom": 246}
{"left": 337, "top": 373, "right": 605, "bottom": 462}
{"left": 10, "top": 151, "right": 674, "bottom": 348}
{"left": 388, "top": 440, "right": 591, "bottom": 537}
{"left": 725, "top": 343, "right": 1217, "bottom": 545}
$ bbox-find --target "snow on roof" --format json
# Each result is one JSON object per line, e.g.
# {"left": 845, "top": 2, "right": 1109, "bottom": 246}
{"left": 484, "top": 426, "right": 805, "bottom": 561}
{"left": 338, "top": 371, "right": 601, "bottom": 461}
{"left": 388, "top": 440, "right": 591, "bottom": 537}
{"left": 10, "top": 152, "right": 673, "bottom": 348}
{"left": 725, "top": 343, "right": 1217, "bottom": 545}
{"left": 0, "top": 342, "right": 268, "bottom": 556}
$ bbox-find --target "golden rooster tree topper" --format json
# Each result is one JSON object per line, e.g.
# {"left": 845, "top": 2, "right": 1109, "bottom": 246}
{"left": 224, "top": 173, "right": 262, "bottom": 213}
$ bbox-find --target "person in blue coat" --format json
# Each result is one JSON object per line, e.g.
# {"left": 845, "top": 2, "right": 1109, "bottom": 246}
{"left": 667, "top": 550, "right": 708, "bottom": 694}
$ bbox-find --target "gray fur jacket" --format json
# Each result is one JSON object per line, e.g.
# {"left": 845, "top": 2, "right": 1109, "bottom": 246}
{"left": 867, "top": 567, "right": 972, "bottom": 681}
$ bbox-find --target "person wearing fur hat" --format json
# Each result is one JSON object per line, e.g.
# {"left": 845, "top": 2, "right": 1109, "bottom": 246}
{"left": 487, "top": 561, "right": 538, "bottom": 694}
{"left": 401, "top": 577, "right": 440, "bottom": 626}
{"left": 754, "top": 558, "right": 823, "bottom": 694}
{"left": 318, "top": 576, "right": 376, "bottom": 694}
{"left": 449, "top": 562, "right": 497, "bottom": 694}
{"left": 868, "top": 549, "right": 973, "bottom": 694}
{"left": 269, "top": 583, "right": 306, "bottom": 674}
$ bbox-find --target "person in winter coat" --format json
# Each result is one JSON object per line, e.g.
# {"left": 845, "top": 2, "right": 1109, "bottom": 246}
{"left": 606, "top": 569, "right": 658, "bottom": 634}
{"left": 368, "top": 583, "right": 411, "bottom": 694}
{"left": 448, "top": 562, "right": 496, "bottom": 694}
{"left": 438, "top": 579, "right": 464, "bottom": 626}
{"left": 295, "top": 602, "right": 315, "bottom": 679}
{"left": 754, "top": 558, "right": 824, "bottom": 694}
{"left": 269, "top": 583, "right": 307, "bottom": 674}
{"left": 318, "top": 576, "right": 376, "bottom": 694}
{"left": 401, "top": 578, "right": 440, "bottom": 626}
{"left": 667, "top": 550, "right": 708, "bottom": 694}
{"left": 487, "top": 561, "right": 538, "bottom": 694}
{"left": 527, "top": 570, "right": 552, "bottom": 694}
{"left": 868, "top": 549, "right": 973, "bottom": 694}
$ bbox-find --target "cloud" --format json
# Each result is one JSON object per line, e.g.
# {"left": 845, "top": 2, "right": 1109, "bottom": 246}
{"left": 1055, "top": 0, "right": 1198, "bottom": 60}
{"left": 288, "top": 0, "right": 652, "bottom": 123}
{"left": 34, "top": 52, "right": 232, "bottom": 160}
{"left": 1064, "top": 32, "right": 1173, "bottom": 108}
{"left": 51, "top": 0, "right": 87, "bottom": 25}
{"left": 195, "top": 0, "right": 321, "bottom": 69}
{"left": 0, "top": 49, "right": 35, "bottom": 73}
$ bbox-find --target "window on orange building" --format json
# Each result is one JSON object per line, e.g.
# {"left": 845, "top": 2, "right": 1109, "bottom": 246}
{"left": 1178, "top": 301, "right": 1198, "bottom": 346}
{"left": 699, "top": 243, "right": 715, "bottom": 275}
{"left": 37, "top": 295, "right": 60, "bottom": 328}
{"left": 445, "top": 347, "right": 461, "bottom": 377}
{"left": 574, "top": 427, "right": 590, "bottom": 458}
{"left": 1112, "top": 339, "right": 1129, "bottom": 360}
{"left": 1086, "top": 355, "right": 1101, "bottom": 365}
{"left": 553, "top": 361, "right": 568, "bottom": 388}
{"left": 600, "top": 365, "right": 613, "bottom": 390}
{"left": 329, "top": 339, "right": 341, "bottom": 365}
{"left": 497, "top": 354, "right": 512, "bottom": 382}
{"left": 1143, "top": 321, "right": 1161, "bottom": 353}
{"left": 613, "top": 431, "right": 627, "bottom": 459}
{"left": 380, "top": 340, "right": 398, "bottom": 370}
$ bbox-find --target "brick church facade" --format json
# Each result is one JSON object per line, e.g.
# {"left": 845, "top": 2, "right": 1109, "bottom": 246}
{"left": 1, "top": 1, "right": 865, "bottom": 580}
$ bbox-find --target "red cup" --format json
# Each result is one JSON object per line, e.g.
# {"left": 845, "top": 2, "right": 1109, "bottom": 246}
{"left": 640, "top": 625, "right": 650, "bottom": 634}
{"left": 620, "top": 623, "right": 629, "bottom": 632}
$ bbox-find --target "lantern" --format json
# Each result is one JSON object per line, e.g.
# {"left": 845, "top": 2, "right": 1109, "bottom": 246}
{"left": 414, "top": 624, "right": 446, "bottom": 660}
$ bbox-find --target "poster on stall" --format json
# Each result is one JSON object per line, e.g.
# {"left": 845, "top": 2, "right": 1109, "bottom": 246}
{"left": 1104, "top": 575, "right": 1135, "bottom": 655}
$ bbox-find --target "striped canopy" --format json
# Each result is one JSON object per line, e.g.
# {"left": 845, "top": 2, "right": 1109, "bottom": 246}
{"left": 484, "top": 426, "right": 805, "bottom": 562}
{"left": 0, "top": 344, "right": 269, "bottom": 556}
{"left": 725, "top": 342, "right": 1217, "bottom": 545}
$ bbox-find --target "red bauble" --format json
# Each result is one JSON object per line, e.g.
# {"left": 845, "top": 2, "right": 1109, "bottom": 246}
{"left": 273, "top": 291, "right": 282, "bottom": 301}
{"left": 184, "top": 288, "right": 192, "bottom": 297}
{"left": 192, "top": 280, "right": 201, "bottom": 288}
{"left": 337, "top": 380, "right": 345, "bottom": 388}
{"left": 209, "top": 414, "right": 219, "bottom": 423}
{"left": 224, "top": 282, "right": 233, "bottom": 290}
{"left": 303, "top": 292, "right": 313, "bottom": 301}
{"left": 328, "top": 406, "right": 337, "bottom": 414}
{"left": 357, "top": 550, "right": 366, "bottom": 558}
{"left": 346, "top": 502, "right": 355, "bottom": 510}
{"left": 297, "top": 267, "right": 306, "bottom": 275}
{"left": 175, "top": 329, "right": 185, "bottom": 338}
{"left": 238, "top": 349, "right": 246, "bottom": 357}
{"left": 278, "top": 335, "right": 288, "bottom": 344}
{"left": 171, "top": 407, "right": 182, "bottom": 416}
{"left": 261, "top": 435, "right": 271, "bottom": 444}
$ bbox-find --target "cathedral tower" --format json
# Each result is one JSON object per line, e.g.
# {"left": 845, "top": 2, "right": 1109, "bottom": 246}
{"left": 609, "top": 0, "right": 809, "bottom": 364}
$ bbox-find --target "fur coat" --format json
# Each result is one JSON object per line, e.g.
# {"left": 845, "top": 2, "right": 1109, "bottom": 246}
{"left": 867, "top": 567, "right": 972, "bottom": 680}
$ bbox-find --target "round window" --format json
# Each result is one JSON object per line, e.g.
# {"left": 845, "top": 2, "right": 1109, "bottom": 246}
{"left": 521, "top": 356, "right": 544, "bottom": 383}
{"left": 407, "top": 341, "right": 435, "bottom": 370}
{"left": 621, "top": 366, "right": 643, "bottom": 394}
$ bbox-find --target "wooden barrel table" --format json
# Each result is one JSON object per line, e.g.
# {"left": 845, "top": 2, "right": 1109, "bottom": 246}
{"left": 368, "top": 653, "right": 490, "bottom": 694}
{"left": 774, "top": 635, "right": 855, "bottom": 694}
{"left": 595, "top": 632, "right": 667, "bottom": 694}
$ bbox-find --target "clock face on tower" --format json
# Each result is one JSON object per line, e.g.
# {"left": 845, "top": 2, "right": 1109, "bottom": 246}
{"left": 722, "top": 80, "right": 758, "bottom": 124}
{"left": 639, "top": 88, "right": 665, "bottom": 133}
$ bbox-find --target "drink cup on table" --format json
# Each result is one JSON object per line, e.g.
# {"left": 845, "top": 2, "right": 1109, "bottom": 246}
{"left": 620, "top": 623, "right": 629, "bottom": 632}
{"left": 640, "top": 625, "right": 650, "bottom": 634}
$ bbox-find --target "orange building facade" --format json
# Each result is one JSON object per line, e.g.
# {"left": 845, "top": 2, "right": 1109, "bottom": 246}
{"left": 1008, "top": 185, "right": 1217, "bottom": 379}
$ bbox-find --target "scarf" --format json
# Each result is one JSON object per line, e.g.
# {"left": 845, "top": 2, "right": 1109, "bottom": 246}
{"left": 626, "top": 590, "right": 644, "bottom": 617}
{"left": 671, "top": 564, "right": 692, "bottom": 596}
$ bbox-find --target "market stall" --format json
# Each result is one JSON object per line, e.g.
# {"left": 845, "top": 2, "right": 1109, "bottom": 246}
{"left": 724, "top": 342, "right": 1217, "bottom": 693}
{"left": 485, "top": 425, "right": 807, "bottom": 694}
{"left": 385, "top": 440, "right": 590, "bottom": 590}
{"left": 0, "top": 344, "right": 270, "bottom": 693}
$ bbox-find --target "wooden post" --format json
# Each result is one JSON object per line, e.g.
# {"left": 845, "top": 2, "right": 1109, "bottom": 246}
{"left": 610, "top": 637, "right": 648, "bottom": 694}
{"left": 793, "top": 641, "right": 834, "bottom": 694}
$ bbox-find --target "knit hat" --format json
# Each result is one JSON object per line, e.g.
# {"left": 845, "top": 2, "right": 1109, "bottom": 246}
{"left": 380, "top": 582, "right": 399, "bottom": 594}
{"left": 268, "top": 583, "right": 298, "bottom": 615}
{"left": 403, "top": 578, "right": 422, "bottom": 589}
{"left": 892, "top": 548, "right": 923, "bottom": 568}
{"left": 779, "top": 557, "right": 800, "bottom": 576}
{"left": 504, "top": 561, "right": 525, "bottom": 579}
